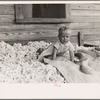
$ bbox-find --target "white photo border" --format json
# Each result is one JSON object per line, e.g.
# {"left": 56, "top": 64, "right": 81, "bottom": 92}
{"left": 0, "top": 1, "right": 100, "bottom": 99}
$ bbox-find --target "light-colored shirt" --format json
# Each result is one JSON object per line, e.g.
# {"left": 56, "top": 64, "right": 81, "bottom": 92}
{"left": 38, "top": 41, "right": 74, "bottom": 60}
{"left": 54, "top": 41, "right": 74, "bottom": 56}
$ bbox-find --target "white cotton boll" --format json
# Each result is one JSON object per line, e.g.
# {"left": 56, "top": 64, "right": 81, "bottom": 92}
{"left": 46, "top": 65, "right": 57, "bottom": 73}
{"left": 0, "top": 73, "right": 8, "bottom": 83}
{"left": 35, "top": 75, "right": 46, "bottom": 83}
{"left": 47, "top": 70, "right": 55, "bottom": 77}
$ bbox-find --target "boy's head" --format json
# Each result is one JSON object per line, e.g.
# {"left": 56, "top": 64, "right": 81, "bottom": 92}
{"left": 58, "top": 26, "right": 71, "bottom": 44}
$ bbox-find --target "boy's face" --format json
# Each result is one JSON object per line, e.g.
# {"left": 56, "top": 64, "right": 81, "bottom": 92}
{"left": 58, "top": 30, "right": 71, "bottom": 44}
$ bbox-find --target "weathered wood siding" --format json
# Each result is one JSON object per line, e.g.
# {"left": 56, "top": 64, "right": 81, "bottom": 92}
{"left": 0, "top": 5, "right": 14, "bottom": 24}
{"left": 70, "top": 4, "right": 100, "bottom": 43}
{"left": 0, "top": 4, "right": 100, "bottom": 44}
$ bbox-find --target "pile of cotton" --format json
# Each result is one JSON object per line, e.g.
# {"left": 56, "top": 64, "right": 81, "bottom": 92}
{"left": 74, "top": 44, "right": 95, "bottom": 51}
{"left": 0, "top": 41, "right": 95, "bottom": 83}
{"left": 0, "top": 41, "right": 67, "bottom": 83}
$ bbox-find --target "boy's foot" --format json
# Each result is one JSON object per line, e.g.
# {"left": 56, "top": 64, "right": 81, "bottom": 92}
{"left": 36, "top": 48, "right": 44, "bottom": 59}
{"left": 81, "top": 59, "right": 95, "bottom": 74}
{"left": 75, "top": 52, "right": 87, "bottom": 62}
{"left": 80, "top": 54, "right": 87, "bottom": 62}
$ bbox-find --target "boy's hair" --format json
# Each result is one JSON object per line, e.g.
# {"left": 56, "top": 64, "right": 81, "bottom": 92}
{"left": 58, "top": 26, "right": 71, "bottom": 36}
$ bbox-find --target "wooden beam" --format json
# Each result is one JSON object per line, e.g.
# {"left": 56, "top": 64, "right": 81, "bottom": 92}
{"left": 78, "top": 32, "right": 84, "bottom": 46}
{"left": 1, "top": 23, "right": 100, "bottom": 33}
{"left": 15, "top": 4, "right": 24, "bottom": 20}
{"left": 0, "top": 31, "right": 78, "bottom": 44}
{"left": 69, "top": 23, "right": 100, "bottom": 30}
{"left": 65, "top": 4, "right": 71, "bottom": 19}
{"left": 0, "top": 4, "right": 14, "bottom": 7}
{"left": 0, "top": 5, "right": 14, "bottom": 15}
{"left": 71, "top": 16, "right": 100, "bottom": 23}
{"left": 0, "top": 15, "right": 14, "bottom": 23}
{"left": 1, "top": 24, "right": 100, "bottom": 37}
{"left": 72, "top": 29, "right": 100, "bottom": 35}
{"left": 71, "top": 4, "right": 100, "bottom": 11}
{"left": 16, "top": 18, "right": 72, "bottom": 24}
{"left": 0, "top": 24, "right": 100, "bottom": 37}
{"left": 84, "top": 34, "right": 100, "bottom": 41}
{"left": 0, "top": 24, "right": 64, "bottom": 32}
{"left": 71, "top": 10, "right": 100, "bottom": 16}
{"left": 84, "top": 41, "right": 100, "bottom": 47}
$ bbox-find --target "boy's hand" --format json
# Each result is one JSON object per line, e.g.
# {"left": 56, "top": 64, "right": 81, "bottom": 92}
{"left": 69, "top": 50, "right": 74, "bottom": 62}
{"left": 38, "top": 56, "right": 44, "bottom": 62}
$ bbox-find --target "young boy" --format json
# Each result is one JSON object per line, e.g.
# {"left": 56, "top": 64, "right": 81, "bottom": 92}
{"left": 38, "top": 26, "right": 75, "bottom": 62}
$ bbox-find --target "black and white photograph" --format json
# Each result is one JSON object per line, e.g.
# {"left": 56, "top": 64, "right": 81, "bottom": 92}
{"left": 0, "top": 1, "right": 100, "bottom": 99}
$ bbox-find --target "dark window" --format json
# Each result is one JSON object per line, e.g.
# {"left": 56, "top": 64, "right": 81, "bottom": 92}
{"left": 32, "top": 4, "right": 66, "bottom": 18}
{"left": 15, "top": 4, "right": 71, "bottom": 23}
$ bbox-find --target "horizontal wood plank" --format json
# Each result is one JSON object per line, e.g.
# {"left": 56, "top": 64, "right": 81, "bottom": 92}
{"left": 0, "top": 26, "right": 80, "bottom": 36}
{"left": 0, "top": 26, "right": 100, "bottom": 37}
{"left": 0, "top": 31, "right": 78, "bottom": 44}
{"left": 84, "top": 34, "right": 100, "bottom": 41}
{"left": 1, "top": 23, "right": 100, "bottom": 32}
{"left": 16, "top": 18, "right": 71, "bottom": 24}
{"left": 0, "top": 24, "right": 65, "bottom": 32}
{"left": 84, "top": 41, "right": 100, "bottom": 46}
{"left": 71, "top": 10, "right": 100, "bottom": 16}
{"left": 72, "top": 29, "right": 100, "bottom": 35}
{"left": 0, "top": 5, "right": 14, "bottom": 15}
{"left": 71, "top": 16, "right": 100, "bottom": 22}
{"left": 69, "top": 23, "right": 100, "bottom": 30}
{"left": 15, "top": 4, "right": 100, "bottom": 23}
{"left": 0, "top": 15, "right": 14, "bottom": 23}
{"left": 0, "top": 30, "right": 99, "bottom": 45}
{"left": 71, "top": 4, "right": 100, "bottom": 10}
{"left": 0, "top": 4, "right": 14, "bottom": 7}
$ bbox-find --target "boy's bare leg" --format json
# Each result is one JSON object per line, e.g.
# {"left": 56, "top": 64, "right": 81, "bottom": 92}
{"left": 75, "top": 52, "right": 95, "bottom": 74}
{"left": 81, "top": 59, "right": 95, "bottom": 74}
{"left": 78, "top": 49, "right": 98, "bottom": 58}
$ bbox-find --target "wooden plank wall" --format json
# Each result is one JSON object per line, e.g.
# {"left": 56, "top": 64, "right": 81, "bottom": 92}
{"left": 0, "top": 5, "right": 14, "bottom": 24}
{"left": 0, "top": 4, "right": 100, "bottom": 44}
{"left": 0, "top": 4, "right": 61, "bottom": 43}
{"left": 69, "top": 4, "right": 100, "bottom": 44}
{"left": 0, "top": 4, "right": 73, "bottom": 44}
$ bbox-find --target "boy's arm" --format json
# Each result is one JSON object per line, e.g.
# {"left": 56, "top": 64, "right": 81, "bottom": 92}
{"left": 38, "top": 54, "right": 44, "bottom": 62}
{"left": 69, "top": 42, "right": 75, "bottom": 62}
{"left": 69, "top": 49, "right": 74, "bottom": 62}
{"left": 52, "top": 46, "right": 57, "bottom": 60}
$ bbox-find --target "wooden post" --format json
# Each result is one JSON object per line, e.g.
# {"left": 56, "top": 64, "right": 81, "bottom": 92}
{"left": 15, "top": 4, "right": 32, "bottom": 21}
{"left": 65, "top": 4, "right": 71, "bottom": 19}
{"left": 15, "top": 4, "right": 24, "bottom": 20}
{"left": 78, "top": 32, "right": 84, "bottom": 46}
